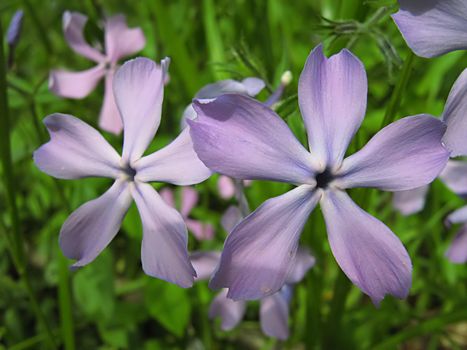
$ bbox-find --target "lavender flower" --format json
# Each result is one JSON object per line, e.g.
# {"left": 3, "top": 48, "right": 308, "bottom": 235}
{"left": 160, "top": 186, "right": 214, "bottom": 240}
{"left": 192, "top": 242, "right": 314, "bottom": 339}
{"left": 392, "top": 0, "right": 467, "bottom": 58}
{"left": 34, "top": 58, "right": 210, "bottom": 287}
{"left": 188, "top": 45, "right": 450, "bottom": 304}
{"left": 49, "top": 11, "right": 146, "bottom": 134}
{"left": 445, "top": 207, "right": 467, "bottom": 263}
{"left": 181, "top": 77, "right": 265, "bottom": 128}
{"left": 6, "top": 10, "right": 24, "bottom": 67}
{"left": 7, "top": 10, "right": 23, "bottom": 47}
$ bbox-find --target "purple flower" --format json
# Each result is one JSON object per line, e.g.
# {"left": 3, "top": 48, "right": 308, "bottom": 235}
{"left": 34, "top": 58, "right": 211, "bottom": 287}
{"left": 181, "top": 77, "right": 265, "bottom": 128}
{"left": 391, "top": 0, "right": 467, "bottom": 58}
{"left": 217, "top": 176, "right": 252, "bottom": 200}
{"left": 188, "top": 45, "right": 450, "bottom": 304}
{"left": 393, "top": 68, "right": 467, "bottom": 215}
{"left": 7, "top": 10, "right": 24, "bottom": 47}
{"left": 49, "top": 11, "right": 146, "bottom": 134}
{"left": 191, "top": 248, "right": 315, "bottom": 340}
{"left": 445, "top": 207, "right": 467, "bottom": 263}
{"left": 160, "top": 186, "right": 214, "bottom": 240}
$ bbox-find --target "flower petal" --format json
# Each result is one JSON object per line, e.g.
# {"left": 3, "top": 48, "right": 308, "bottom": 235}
{"left": 392, "top": 185, "right": 429, "bottom": 216}
{"left": 221, "top": 206, "right": 243, "bottom": 233}
{"left": 190, "top": 251, "right": 221, "bottom": 280}
{"left": 446, "top": 205, "right": 467, "bottom": 225}
{"left": 181, "top": 187, "right": 198, "bottom": 217}
{"left": 132, "top": 182, "right": 196, "bottom": 287}
{"left": 442, "top": 68, "right": 467, "bottom": 157}
{"left": 49, "top": 65, "right": 105, "bottom": 99}
{"left": 391, "top": 1, "right": 467, "bottom": 58}
{"left": 320, "top": 190, "right": 412, "bottom": 305}
{"left": 159, "top": 187, "right": 175, "bottom": 208}
{"left": 439, "top": 160, "right": 467, "bottom": 195}
{"left": 210, "top": 185, "right": 320, "bottom": 300}
{"left": 285, "top": 247, "right": 316, "bottom": 284}
{"left": 196, "top": 78, "right": 265, "bottom": 99}
{"left": 336, "top": 115, "right": 449, "bottom": 191}
{"left": 298, "top": 44, "right": 367, "bottom": 169}
{"left": 62, "top": 11, "right": 105, "bottom": 62}
{"left": 189, "top": 94, "right": 318, "bottom": 184}
{"left": 186, "top": 219, "right": 214, "bottom": 241}
{"left": 104, "top": 14, "right": 146, "bottom": 63}
{"left": 134, "top": 127, "right": 211, "bottom": 185}
{"left": 114, "top": 57, "right": 165, "bottom": 163}
{"left": 218, "top": 175, "right": 235, "bottom": 199}
{"left": 208, "top": 289, "right": 247, "bottom": 331}
{"left": 98, "top": 72, "right": 123, "bottom": 135}
{"left": 445, "top": 225, "right": 467, "bottom": 264}
{"left": 260, "top": 293, "right": 289, "bottom": 340}
{"left": 59, "top": 180, "right": 132, "bottom": 267}
{"left": 241, "top": 77, "right": 266, "bottom": 96}
{"left": 33, "top": 114, "right": 121, "bottom": 179}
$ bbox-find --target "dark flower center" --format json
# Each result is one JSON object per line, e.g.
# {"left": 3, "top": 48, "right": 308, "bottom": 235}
{"left": 124, "top": 165, "right": 137, "bottom": 181}
{"left": 315, "top": 168, "right": 334, "bottom": 189}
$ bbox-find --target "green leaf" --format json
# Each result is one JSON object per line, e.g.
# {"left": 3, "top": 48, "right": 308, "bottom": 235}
{"left": 144, "top": 279, "right": 191, "bottom": 337}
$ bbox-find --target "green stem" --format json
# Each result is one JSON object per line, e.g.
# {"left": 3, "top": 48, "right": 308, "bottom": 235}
{"left": 0, "top": 19, "right": 57, "bottom": 350}
{"left": 322, "top": 269, "right": 352, "bottom": 349}
{"left": 29, "top": 99, "right": 75, "bottom": 350}
{"left": 202, "top": 0, "right": 226, "bottom": 80}
{"left": 380, "top": 51, "right": 416, "bottom": 128}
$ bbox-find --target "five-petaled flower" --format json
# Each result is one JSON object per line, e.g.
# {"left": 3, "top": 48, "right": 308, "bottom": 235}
{"left": 34, "top": 57, "right": 211, "bottom": 287}
{"left": 188, "top": 44, "right": 451, "bottom": 304}
{"left": 49, "top": 11, "right": 146, "bottom": 134}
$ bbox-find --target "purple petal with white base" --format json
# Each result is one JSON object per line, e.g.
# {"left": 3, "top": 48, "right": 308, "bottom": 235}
{"left": 49, "top": 65, "right": 106, "bottom": 99}
{"left": 392, "top": 0, "right": 467, "bottom": 58}
{"left": 260, "top": 293, "right": 289, "bottom": 340}
{"left": 114, "top": 58, "right": 165, "bottom": 163}
{"left": 393, "top": 185, "right": 429, "bottom": 216}
{"left": 189, "top": 95, "right": 318, "bottom": 184}
{"left": 62, "top": 11, "right": 105, "bottom": 62}
{"left": 104, "top": 15, "right": 146, "bottom": 63}
{"left": 336, "top": 115, "right": 449, "bottom": 191}
{"left": 320, "top": 190, "right": 412, "bottom": 305}
{"left": 210, "top": 185, "right": 320, "bottom": 300}
{"left": 134, "top": 127, "right": 211, "bottom": 185}
{"left": 33, "top": 114, "right": 121, "bottom": 179}
{"left": 132, "top": 182, "right": 196, "bottom": 288}
{"left": 98, "top": 72, "right": 123, "bottom": 135}
{"left": 439, "top": 160, "right": 467, "bottom": 195}
{"left": 442, "top": 69, "right": 467, "bottom": 157}
{"left": 298, "top": 45, "right": 367, "bottom": 168}
{"left": 445, "top": 226, "right": 467, "bottom": 264}
{"left": 59, "top": 180, "right": 132, "bottom": 267}
{"left": 209, "top": 289, "right": 247, "bottom": 331}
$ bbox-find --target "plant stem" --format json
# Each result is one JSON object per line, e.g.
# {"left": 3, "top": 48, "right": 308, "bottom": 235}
{"left": 380, "top": 51, "right": 415, "bottom": 128}
{"left": 0, "top": 20, "right": 57, "bottom": 349}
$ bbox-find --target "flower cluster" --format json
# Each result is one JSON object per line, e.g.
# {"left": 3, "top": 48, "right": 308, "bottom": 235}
{"left": 33, "top": 1, "right": 467, "bottom": 340}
